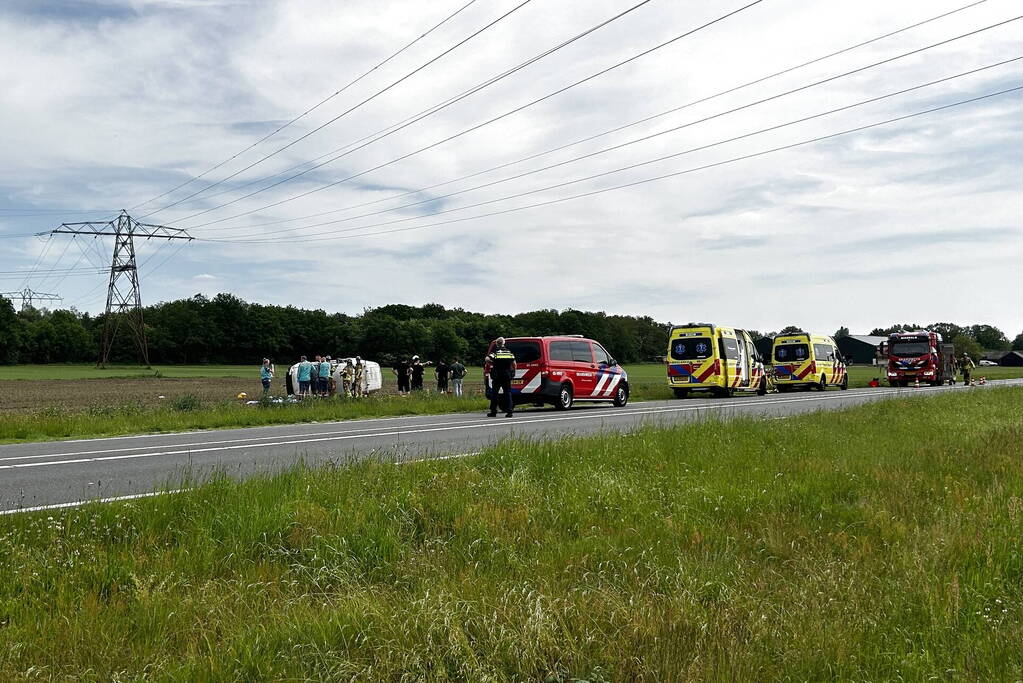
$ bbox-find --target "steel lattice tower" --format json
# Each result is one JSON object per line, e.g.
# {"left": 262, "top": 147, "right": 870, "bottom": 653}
{"left": 50, "top": 210, "right": 192, "bottom": 367}
{"left": 0, "top": 287, "right": 62, "bottom": 312}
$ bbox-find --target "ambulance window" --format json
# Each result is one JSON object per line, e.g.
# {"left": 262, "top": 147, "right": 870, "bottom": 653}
{"left": 572, "top": 341, "right": 594, "bottom": 363}
{"left": 670, "top": 338, "right": 713, "bottom": 360}
{"left": 721, "top": 337, "right": 739, "bottom": 360}
{"left": 506, "top": 340, "right": 541, "bottom": 363}
{"left": 593, "top": 344, "right": 611, "bottom": 365}
{"left": 775, "top": 344, "right": 809, "bottom": 362}
{"left": 549, "top": 341, "right": 573, "bottom": 362}
{"left": 813, "top": 343, "right": 833, "bottom": 360}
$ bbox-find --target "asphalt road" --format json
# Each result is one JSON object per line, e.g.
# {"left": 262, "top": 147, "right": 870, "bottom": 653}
{"left": 2, "top": 379, "right": 1019, "bottom": 513}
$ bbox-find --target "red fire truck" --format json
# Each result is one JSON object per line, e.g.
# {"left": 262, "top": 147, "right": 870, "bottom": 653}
{"left": 880, "top": 330, "right": 955, "bottom": 387}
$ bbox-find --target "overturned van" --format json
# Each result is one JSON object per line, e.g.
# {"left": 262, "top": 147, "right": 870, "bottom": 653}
{"left": 285, "top": 358, "right": 383, "bottom": 396}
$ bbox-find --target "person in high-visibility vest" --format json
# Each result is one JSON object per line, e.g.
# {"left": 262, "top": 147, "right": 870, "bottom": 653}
{"left": 487, "top": 337, "right": 517, "bottom": 417}
{"left": 960, "top": 353, "right": 976, "bottom": 385}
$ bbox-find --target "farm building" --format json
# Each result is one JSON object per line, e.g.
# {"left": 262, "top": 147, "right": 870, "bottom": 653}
{"left": 837, "top": 335, "right": 886, "bottom": 364}
{"left": 999, "top": 351, "right": 1023, "bottom": 367}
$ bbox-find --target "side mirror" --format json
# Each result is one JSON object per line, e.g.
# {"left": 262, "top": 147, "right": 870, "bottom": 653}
{"left": 609, "top": 359, "right": 618, "bottom": 367}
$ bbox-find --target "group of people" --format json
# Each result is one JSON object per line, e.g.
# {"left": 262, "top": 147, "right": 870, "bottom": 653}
{"left": 392, "top": 355, "right": 469, "bottom": 397}
{"left": 260, "top": 355, "right": 368, "bottom": 398}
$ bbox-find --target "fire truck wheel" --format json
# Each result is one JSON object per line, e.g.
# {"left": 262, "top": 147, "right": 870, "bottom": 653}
{"left": 816, "top": 375, "right": 827, "bottom": 391}
{"left": 555, "top": 383, "right": 574, "bottom": 410}
{"left": 612, "top": 384, "right": 629, "bottom": 407}
{"left": 672, "top": 388, "right": 689, "bottom": 399}
{"left": 840, "top": 374, "right": 849, "bottom": 390}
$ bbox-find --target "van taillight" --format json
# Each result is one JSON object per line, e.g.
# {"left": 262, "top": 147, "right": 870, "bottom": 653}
{"left": 540, "top": 361, "right": 550, "bottom": 376}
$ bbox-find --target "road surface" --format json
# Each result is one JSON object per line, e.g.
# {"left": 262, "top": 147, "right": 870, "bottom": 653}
{"left": 1, "top": 380, "right": 1018, "bottom": 513}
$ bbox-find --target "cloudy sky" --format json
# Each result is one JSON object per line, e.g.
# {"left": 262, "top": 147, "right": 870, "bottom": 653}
{"left": 1, "top": 0, "right": 1021, "bottom": 336}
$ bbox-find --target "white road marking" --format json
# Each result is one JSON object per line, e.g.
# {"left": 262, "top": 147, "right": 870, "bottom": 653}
{"left": 0, "top": 387, "right": 927, "bottom": 471}
{"left": 0, "top": 489, "right": 186, "bottom": 516}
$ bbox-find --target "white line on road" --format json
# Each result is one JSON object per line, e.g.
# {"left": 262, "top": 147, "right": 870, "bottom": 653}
{"left": 0, "top": 387, "right": 926, "bottom": 470}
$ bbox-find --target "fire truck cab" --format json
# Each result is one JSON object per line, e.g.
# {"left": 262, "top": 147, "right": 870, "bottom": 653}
{"left": 882, "top": 330, "right": 952, "bottom": 387}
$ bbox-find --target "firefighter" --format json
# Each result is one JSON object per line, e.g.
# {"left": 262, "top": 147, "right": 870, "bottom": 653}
{"left": 487, "top": 337, "right": 517, "bottom": 417}
{"left": 353, "top": 357, "right": 365, "bottom": 398}
{"left": 340, "top": 359, "right": 355, "bottom": 397}
{"left": 960, "top": 353, "right": 976, "bottom": 385}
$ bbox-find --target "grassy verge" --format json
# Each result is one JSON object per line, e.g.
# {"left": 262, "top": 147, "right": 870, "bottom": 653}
{"left": 0, "top": 393, "right": 490, "bottom": 443}
{"left": 2, "top": 363, "right": 1020, "bottom": 443}
{"left": 2, "top": 388, "right": 1022, "bottom": 680}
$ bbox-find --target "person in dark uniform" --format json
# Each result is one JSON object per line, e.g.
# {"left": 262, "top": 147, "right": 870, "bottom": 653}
{"left": 487, "top": 337, "right": 517, "bottom": 417}
{"left": 435, "top": 359, "right": 449, "bottom": 393}
{"left": 393, "top": 359, "right": 410, "bottom": 394}
{"left": 410, "top": 355, "right": 425, "bottom": 391}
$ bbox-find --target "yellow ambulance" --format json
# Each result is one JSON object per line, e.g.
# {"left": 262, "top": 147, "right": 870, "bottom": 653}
{"left": 666, "top": 324, "right": 768, "bottom": 398}
{"left": 771, "top": 333, "right": 848, "bottom": 391}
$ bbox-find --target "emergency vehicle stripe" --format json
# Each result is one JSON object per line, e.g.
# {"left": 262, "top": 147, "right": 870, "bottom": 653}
{"left": 696, "top": 362, "right": 717, "bottom": 383}
{"left": 603, "top": 373, "right": 622, "bottom": 397}
{"left": 796, "top": 364, "right": 814, "bottom": 380}
{"left": 520, "top": 372, "right": 542, "bottom": 394}
{"left": 514, "top": 369, "right": 528, "bottom": 379}
{"left": 591, "top": 373, "right": 610, "bottom": 396}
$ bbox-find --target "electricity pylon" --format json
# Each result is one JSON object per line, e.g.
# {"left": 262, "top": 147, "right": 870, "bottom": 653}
{"left": 0, "top": 287, "right": 62, "bottom": 312}
{"left": 50, "top": 210, "right": 192, "bottom": 367}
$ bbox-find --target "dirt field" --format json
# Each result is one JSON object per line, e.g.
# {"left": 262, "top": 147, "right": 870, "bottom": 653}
{"left": 0, "top": 377, "right": 265, "bottom": 413}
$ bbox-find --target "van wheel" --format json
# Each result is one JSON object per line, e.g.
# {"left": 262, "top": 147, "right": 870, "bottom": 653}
{"left": 672, "top": 388, "right": 689, "bottom": 399}
{"left": 840, "top": 374, "right": 849, "bottom": 390}
{"left": 816, "top": 375, "right": 827, "bottom": 391}
{"left": 612, "top": 384, "right": 629, "bottom": 407}
{"left": 756, "top": 378, "right": 767, "bottom": 396}
{"left": 555, "top": 384, "right": 573, "bottom": 410}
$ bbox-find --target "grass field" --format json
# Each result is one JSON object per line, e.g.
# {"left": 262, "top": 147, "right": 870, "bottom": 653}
{"left": 0, "top": 388, "right": 1020, "bottom": 680}
{"left": 1, "top": 363, "right": 1021, "bottom": 443}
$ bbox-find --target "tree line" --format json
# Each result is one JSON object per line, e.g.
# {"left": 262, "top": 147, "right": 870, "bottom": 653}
{"left": 0, "top": 294, "right": 670, "bottom": 365}
{"left": 2, "top": 293, "right": 1020, "bottom": 365}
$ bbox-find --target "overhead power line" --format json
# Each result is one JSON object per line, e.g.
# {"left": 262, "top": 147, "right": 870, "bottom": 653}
{"left": 130, "top": 0, "right": 482, "bottom": 212}
{"left": 203, "top": 83, "right": 1023, "bottom": 245}
{"left": 208, "top": 53, "right": 1023, "bottom": 242}
{"left": 200, "top": 0, "right": 994, "bottom": 234}
{"left": 163, "top": 0, "right": 663, "bottom": 215}
{"left": 175, "top": 0, "right": 769, "bottom": 228}
{"left": 139, "top": 0, "right": 535, "bottom": 218}
{"left": 182, "top": 9, "right": 1018, "bottom": 232}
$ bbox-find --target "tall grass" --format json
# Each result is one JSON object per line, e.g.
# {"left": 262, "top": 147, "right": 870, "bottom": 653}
{"left": 1, "top": 388, "right": 1021, "bottom": 680}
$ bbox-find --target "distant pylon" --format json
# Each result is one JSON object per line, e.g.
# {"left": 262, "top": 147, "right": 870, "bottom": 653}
{"left": 49, "top": 210, "right": 192, "bottom": 367}
{"left": 0, "top": 287, "right": 61, "bottom": 312}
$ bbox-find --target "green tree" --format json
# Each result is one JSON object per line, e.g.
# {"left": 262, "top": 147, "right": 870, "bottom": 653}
{"left": 952, "top": 334, "right": 982, "bottom": 361}
{"left": 833, "top": 326, "right": 850, "bottom": 339}
{"left": 1013, "top": 333, "right": 1023, "bottom": 351}
{"left": 778, "top": 325, "right": 806, "bottom": 336}
{"left": 0, "top": 296, "right": 22, "bottom": 364}
{"left": 969, "top": 324, "right": 1009, "bottom": 351}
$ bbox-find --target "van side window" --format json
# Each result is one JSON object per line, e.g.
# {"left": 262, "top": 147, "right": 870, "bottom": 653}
{"left": 813, "top": 343, "right": 832, "bottom": 360}
{"left": 721, "top": 337, "right": 739, "bottom": 360}
{"left": 549, "top": 341, "right": 574, "bottom": 361}
{"left": 593, "top": 344, "right": 610, "bottom": 365}
{"left": 572, "top": 341, "right": 594, "bottom": 363}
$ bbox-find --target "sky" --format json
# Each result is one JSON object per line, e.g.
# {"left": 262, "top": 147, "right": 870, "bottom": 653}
{"left": 1, "top": 0, "right": 1021, "bottom": 337}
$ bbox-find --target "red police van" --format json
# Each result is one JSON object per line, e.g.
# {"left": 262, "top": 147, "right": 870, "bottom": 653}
{"left": 484, "top": 335, "right": 629, "bottom": 410}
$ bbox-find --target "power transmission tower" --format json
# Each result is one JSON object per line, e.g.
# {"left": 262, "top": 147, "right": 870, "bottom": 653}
{"left": 50, "top": 210, "right": 193, "bottom": 367}
{"left": 0, "top": 287, "right": 62, "bottom": 312}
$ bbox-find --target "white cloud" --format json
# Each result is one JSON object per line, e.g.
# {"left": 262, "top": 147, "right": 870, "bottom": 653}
{"left": 1, "top": 0, "right": 1021, "bottom": 337}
